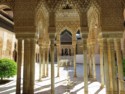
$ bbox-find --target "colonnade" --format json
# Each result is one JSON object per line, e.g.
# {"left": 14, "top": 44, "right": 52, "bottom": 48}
{"left": 15, "top": 36, "right": 125, "bottom": 94}
{"left": 16, "top": 38, "right": 36, "bottom": 94}
{"left": 85, "top": 37, "right": 125, "bottom": 94}
{"left": 39, "top": 43, "right": 50, "bottom": 80}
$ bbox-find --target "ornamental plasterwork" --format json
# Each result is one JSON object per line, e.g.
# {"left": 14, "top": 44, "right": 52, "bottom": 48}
{"left": 0, "top": 0, "right": 14, "bottom": 10}
{"left": 56, "top": 21, "right": 80, "bottom": 34}
{"left": 7, "top": 39, "right": 12, "bottom": 51}
{"left": 0, "top": 37, "right": 3, "bottom": 48}
{"left": 56, "top": 9, "right": 79, "bottom": 21}
{"left": 36, "top": 1, "right": 48, "bottom": 21}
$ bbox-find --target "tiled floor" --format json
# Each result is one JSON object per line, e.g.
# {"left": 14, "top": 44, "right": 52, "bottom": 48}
{"left": 0, "top": 63, "right": 106, "bottom": 94}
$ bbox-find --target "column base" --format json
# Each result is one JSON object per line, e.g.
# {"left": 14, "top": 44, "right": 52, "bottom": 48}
{"left": 119, "top": 91, "right": 125, "bottom": 94}
{"left": 84, "top": 90, "right": 88, "bottom": 94}
{"left": 106, "top": 91, "right": 113, "bottom": 94}
{"left": 93, "top": 78, "right": 97, "bottom": 81}
{"left": 113, "top": 91, "right": 118, "bottom": 94}
{"left": 88, "top": 74, "right": 93, "bottom": 78}
{"left": 38, "top": 78, "right": 42, "bottom": 81}
{"left": 42, "top": 75, "right": 46, "bottom": 78}
{"left": 74, "top": 75, "right": 77, "bottom": 78}
{"left": 100, "top": 84, "right": 104, "bottom": 88}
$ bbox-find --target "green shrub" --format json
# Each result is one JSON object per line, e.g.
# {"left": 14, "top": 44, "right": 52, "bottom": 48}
{"left": 123, "top": 59, "right": 125, "bottom": 76}
{"left": 0, "top": 58, "right": 17, "bottom": 80}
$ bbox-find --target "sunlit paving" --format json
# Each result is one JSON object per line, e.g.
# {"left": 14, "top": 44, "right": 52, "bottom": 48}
{"left": 0, "top": 63, "right": 106, "bottom": 94}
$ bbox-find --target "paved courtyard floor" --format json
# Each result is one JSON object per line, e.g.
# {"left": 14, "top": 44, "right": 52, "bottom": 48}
{"left": 0, "top": 63, "right": 106, "bottom": 94}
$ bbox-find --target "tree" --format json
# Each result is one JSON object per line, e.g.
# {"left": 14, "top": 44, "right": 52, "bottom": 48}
{"left": 0, "top": 58, "right": 17, "bottom": 81}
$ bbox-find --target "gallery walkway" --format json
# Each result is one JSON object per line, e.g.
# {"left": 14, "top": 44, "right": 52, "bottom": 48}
{"left": 0, "top": 63, "right": 106, "bottom": 94}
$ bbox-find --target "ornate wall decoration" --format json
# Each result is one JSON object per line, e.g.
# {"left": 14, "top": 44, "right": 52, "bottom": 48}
{"left": 7, "top": 39, "right": 12, "bottom": 56}
{"left": 0, "top": 37, "right": 3, "bottom": 57}
{"left": 56, "top": 21, "right": 80, "bottom": 34}
{"left": 0, "top": 37, "right": 3, "bottom": 48}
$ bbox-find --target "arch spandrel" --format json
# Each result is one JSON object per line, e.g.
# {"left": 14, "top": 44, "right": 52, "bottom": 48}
{"left": 0, "top": 0, "right": 14, "bottom": 10}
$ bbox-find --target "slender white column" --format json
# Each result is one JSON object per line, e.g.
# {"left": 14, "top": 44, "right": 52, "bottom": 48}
{"left": 57, "top": 45, "right": 60, "bottom": 77}
{"left": 92, "top": 45, "right": 96, "bottom": 80}
{"left": 39, "top": 46, "right": 43, "bottom": 80}
{"left": 46, "top": 47, "right": 49, "bottom": 77}
{"left": 29, "top": 39, "right": 36, "bottom": 94}
{"left": 16, "top": 39, "right": 23, "bottom": 94}
{"left": 83, "top": 39, "right": 88, "bottom": 94}
{"left": 23, "top": 39, "right": 31, "bottom": 94}
{"left": 88, "top": 46, "right": 93, "bottom": 79}
{"left": 99, "top": 40, "right": 104, "bottom": 87}
{"left": 42, "top": 47, "right": 46, "bottom": 77}
{"left": 115, "top": 38, "right": 125, "bottom": 94}
{"left": 50, "top": 40, "right": 55, "bottom": 94}
{"left": 109, "top": 39, "right": 118, "bottom": 94}
{"left": 103, "top": 39, "right": 111, "bottom": 94}
{"left": 73, "top": 46, "right": 77, "bottom": 77}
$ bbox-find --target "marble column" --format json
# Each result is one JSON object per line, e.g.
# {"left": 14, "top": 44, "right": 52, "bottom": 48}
{"left": 103, "top": 39, "right": 111, "bottom": 94}
{"left": 108, "top": 39, "right": 118, "bottom": 94}
{"left": 92, "top": 45, "right": 96, "bottom": 80}
{"left": 23, "top": 39, "right": 31, "bottom": 94}
{"left": 45, "top": 47, "right": 49, "bottom": 77}
{"left": 42, "top": 46, "right": 46, "bottom": 77}
{"left": 29, "top": 39, "right": 36, "bottom": 94}
{"left": 57, "top": 45, "right": 60, "bottom": 77}
{"left": 83, "top": 39, "right": 88, "bottom": 94}
{"left": 16, "top": 39, "right": 23, "bottom": 94}
{"left": 73, "top": 45, "right": 77, "bottom": 77}
{"left": 99, "top": 40, "right": 104, "bottom": 87}
{"left": 115, "top": 38, "right": 125, "bottom": 94}
{"left": 50, "top": 40, "right": 55, "bottom": 94}
{"left": 88, "top": 46, "right": 93, "bottom": 78}
{"left": 39, "top": 46, "right": 43, "bottom": 81}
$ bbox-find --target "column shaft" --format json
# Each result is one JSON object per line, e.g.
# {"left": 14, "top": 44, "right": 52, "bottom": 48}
{"left": 115, "top": 39, "right": 125, "bottom": 94}
{"left": 88, "top": 47, "right": 93, "bottom": 78}
{"left": 42, "top": 47, "right": 46, "bottom": 77}
{"left": 107, "top": 39, "right": 113, "bottom": 93}
{"left": 23, "top": 39, "right": 31, "bottom": 94}
{"left": 73, "top": 46, "right": 77, "bottom": 77}
{"left": 92, "top": 46, "right": 96, "bottom": 80}
{"left": 83, "top": 39, "right": 88, "bottom": 94}
{"left": 57, "top": 46, "right": 60, "bottom": 77}
{"left": 46, "top": 47, "right": 49, "bottom": 77}
{"left": 16, "top": 39, "right": 23, "bottom": 94}
{"left": 50, "top": 40, "right": 55, "bottom": 94}
{"left": 99, "top": 41, "right": 104, "bottom": 87}
{"left": 29, "top": 39, "right": 36, "bottom": 94}
{"left": 39, "top": 47, "right": 43, "bottom": 80}
{"left": 109, "top": 39, "right": 118, "bottom": 94}
{"left": 103, "top": 39, "right": 111, "bottom": 94}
